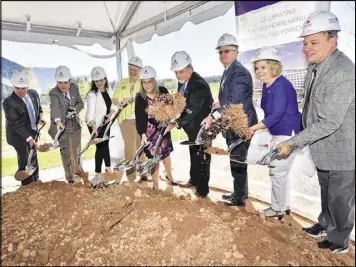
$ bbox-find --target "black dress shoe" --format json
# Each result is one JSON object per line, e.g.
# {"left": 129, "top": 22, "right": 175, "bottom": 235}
{"left": 195, "top": 192, "right": 208, "bottom": 198}
{"left": 178, "top": 181, "right": 194, "bottom": 188}
{"left": 165, "top": 175, "right": 178, "bottom": 186}
{"left": 317, "top": 238, "right": 349, "bottom": 254}
{"left": 219, "top": 199, "right": 246, "bottom": 207}
{"left": 222, "top": 193, "right": 235, "bottom": 200}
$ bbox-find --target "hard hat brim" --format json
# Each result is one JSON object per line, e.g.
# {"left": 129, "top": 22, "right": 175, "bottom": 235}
{"left": 128, "top": 63, "right": 142, "bottom": 69}
{"left": 13, "top": 84, "right": 29, "bottom": 88}
{"left": 56, "top": 78, "right": 71, "bottom": 82}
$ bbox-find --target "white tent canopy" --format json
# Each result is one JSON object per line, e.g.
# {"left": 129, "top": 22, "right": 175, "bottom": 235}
{"left": 2, "top": 1, "right": 234, "bottom": 50}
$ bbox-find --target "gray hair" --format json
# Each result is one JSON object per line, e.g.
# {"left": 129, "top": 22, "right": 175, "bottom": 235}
{"left": 139, "top": 78, "right": 159, "bottom": 99}
{"left": 186, "top": 64, "right": 194, "bottom": 71}
{"left": 326, "top": 30, "right": 338, "bottom": 40}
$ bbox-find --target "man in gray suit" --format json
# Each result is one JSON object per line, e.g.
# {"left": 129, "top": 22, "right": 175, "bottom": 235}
{"left": 49, "top": 66, "right": 84, "bottom": 183}
{"left": 278, "top": 11, "right": 355, "bottom": 254}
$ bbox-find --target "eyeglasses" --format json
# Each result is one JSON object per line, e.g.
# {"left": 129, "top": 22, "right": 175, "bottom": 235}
{"left": 142, "top": 80, "right": 153, "bottom": 85}
{"left": 218, "top": 49, "right": 236, "bottom": 55}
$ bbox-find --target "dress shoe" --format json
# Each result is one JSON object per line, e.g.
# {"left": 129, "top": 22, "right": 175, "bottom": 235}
{"left": 317, "top": 238, "right": 349, "bottom": 254}
{"left": 178, "top": 181, "right": 195, "bottom": 188}
{"left": 219, "top": 199, "right": 246, "bottom": 207}
{"left": 195, "top": 192, "right": 208, "bottom": 198}
{"left": 222, "top": 193, "right": 235, "bottom": 200}
{"left": 165, "top": 175, "right": 178, "bottom": 186}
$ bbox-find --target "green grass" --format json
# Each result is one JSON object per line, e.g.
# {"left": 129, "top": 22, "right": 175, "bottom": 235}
{"left": 1, "top": 82, "right": 218, "bottom": 177}
{"left": 1, "top": 146, "right": 95, "bottom": 177}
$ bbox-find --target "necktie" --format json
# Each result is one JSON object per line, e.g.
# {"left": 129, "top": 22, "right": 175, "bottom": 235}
{"left": 179, "top": 83, "right": 187, "bottom": 96}
{"left": 301, "top": 68, "right": 317, "bottom": 130}
{"left": 219, "top": 69, "right": 227, "bottom": 99}
{"left": 24, "top": 96, "right": 37, "bottom": 130}
{"left": 64, "top": 92, "right": 71, "bottom": 105}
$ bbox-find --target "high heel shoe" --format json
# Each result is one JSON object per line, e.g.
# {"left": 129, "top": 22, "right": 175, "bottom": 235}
{"left": 165, "top": 175, "right": 178, "bottom": 186}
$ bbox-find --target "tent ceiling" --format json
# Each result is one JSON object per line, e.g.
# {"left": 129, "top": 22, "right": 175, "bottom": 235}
{"left": 2, "top": 1, "right": 234, "bottom": 50}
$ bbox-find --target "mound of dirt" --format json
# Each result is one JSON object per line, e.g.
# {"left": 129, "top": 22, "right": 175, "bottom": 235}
{"left": 1, "top": 181, "right": 355, "bottom": 266}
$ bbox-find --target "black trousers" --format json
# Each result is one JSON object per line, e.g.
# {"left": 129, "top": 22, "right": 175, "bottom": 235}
{"left": 88, "top": 124, "right": 111, "bottom": 173}
{"left": 225, "top": 130, "right": 251, "bottom": 203}
{"left": 184, "top": 125, "right": 211, "bottom": 196}
{"left": 9, "top": 129, "right": 39, "bottom": 186}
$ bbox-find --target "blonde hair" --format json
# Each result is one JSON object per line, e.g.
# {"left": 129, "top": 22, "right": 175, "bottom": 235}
{"left": 254, "top": 60, "right": 283, "bottom": 78}
{"left": 139, "top": 78, "right": 159, "bottom": 99}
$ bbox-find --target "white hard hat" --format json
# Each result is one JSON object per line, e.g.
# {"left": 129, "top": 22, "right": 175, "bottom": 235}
{"left": 11, "top": 72, "right": 29, "bottom": 88}
{"left": 55, "top": 65, "right": 72, "bottom": 82}
{"left": 170, "top": 51, "right": 192, "bottom": 72}
{"left": 216, "top": 33, "right": 238, "bottom": 49}
{"left": 252, "top": 47, "right": 281, "bottom": 63}
{"left": 128, "top": 56, "right": 143, "bottom": 68}
{"left": 300, "top": 10, "right": 341, "bottom": 37}
{"left": 91, "top": 66, "right": 107, "bottom": 81}
{"left": 140, "top": 66, "right": 157, "bottom": 79}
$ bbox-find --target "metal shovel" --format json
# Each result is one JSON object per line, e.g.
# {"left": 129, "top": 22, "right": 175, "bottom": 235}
{"left": 180, "top": 123, "right": 206, "bottom": 146}
{"left": 229, "top": 149, "right": 278, "bottom": 168}
{"left": 114, "top": 124, "right": 162, "bottom": 172}
{"left": 14, "top": 123, "right": 46, "bottom": 181}
{"left": 136, "top": 126, "right": 166, "bottom": 176}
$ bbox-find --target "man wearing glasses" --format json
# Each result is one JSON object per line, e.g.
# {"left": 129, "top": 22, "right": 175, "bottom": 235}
{"left": 202, "top": 33, "right": 258, "bottom": 206}
{"left": 3, "top": 72, "right": 45, "bottom": 186}
{"left": 48, "top": 66, "right": 84, "bottom": 184}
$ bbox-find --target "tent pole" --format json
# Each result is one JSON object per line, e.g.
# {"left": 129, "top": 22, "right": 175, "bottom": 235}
{"left": 115, "top": 35, "right": 122, "bottom": 81}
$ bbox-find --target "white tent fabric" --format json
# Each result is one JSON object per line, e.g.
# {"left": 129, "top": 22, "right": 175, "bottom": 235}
{"left": 2, "top": 1, "right": 234, "bottom": 53}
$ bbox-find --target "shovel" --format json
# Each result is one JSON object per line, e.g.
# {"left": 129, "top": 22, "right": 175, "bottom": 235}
{"left": 14, "top": 123, "right": 46, "bottom": 181}
{"left": 114, "top": 124, "right": 163, "bottom": 172}
{"left": 180, "top": 123, "right": 206, "bottom": 146}
{"left": 38, "top": 113, "right": 74, "bottom": 152}
{"left": 229, "top": 149, "right": 278, "bottom": 168}
{"left": 91, "top": 98, "right": 134, "bottom": 145}
{"left": 137, "top": 126, "right": 166, "bottom": 176}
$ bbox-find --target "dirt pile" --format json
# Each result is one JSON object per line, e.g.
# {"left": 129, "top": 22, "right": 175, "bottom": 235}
{"left": 1, "top": 181, "right": 355, "bottom": 266}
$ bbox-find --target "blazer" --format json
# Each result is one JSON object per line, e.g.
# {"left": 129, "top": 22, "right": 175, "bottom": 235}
{"left": 135, "top": 86, "right": 169, "bottom": 136}
{"left": 3, "top": 89, "right": 43, "bottom": 144}
{"left": 288, "top": 49, "right": 355, "bottom": 171}
{"left": 85, "top": 89, "right": 116, "bottom": 128}
{"left": 176, "top": 71, "right": 214, "bottom": 130}
{"left": 260, "top": 75, "right": 301, "bottom": 136}
{"left": 48, "top": 83, "right": 84, "bottom": 139}
{"left": 218, "top": 59, "right": 258, "bottom": 127}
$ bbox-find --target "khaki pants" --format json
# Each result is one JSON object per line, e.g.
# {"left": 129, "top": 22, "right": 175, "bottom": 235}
{"left": 58, "top": 122, "right": 81, "bottom": 182}
{"left": 119, "top": 119, "right": 145, "bottom": 182}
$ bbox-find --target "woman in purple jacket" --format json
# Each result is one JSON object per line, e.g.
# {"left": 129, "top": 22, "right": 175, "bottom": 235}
{"left": 246, "top": 47, "right": 301, "bottom": 219}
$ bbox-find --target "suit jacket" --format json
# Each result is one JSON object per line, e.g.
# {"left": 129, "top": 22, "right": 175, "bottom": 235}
{"left": 218, "top": 59, "right": 258, "bottom": 127}
{"left": 287, "top": 49, "right": 355, "bottom": 171}
{"left": 3, "top": 89, "right": 43, "bottom": 144}
{"left": 85, "top": 89, "right": 116, "bottom": 128}
{"left": 135, "top": 86, "right": 169, "bottom": 136}
{"left": 48, "top": 83, "right": 84, "bottom": 139}
{"left": 176, "top": 72, "right": 213, "bottom": 137}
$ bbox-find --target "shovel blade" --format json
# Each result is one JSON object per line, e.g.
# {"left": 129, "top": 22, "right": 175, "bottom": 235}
{"left": 180, "top": 140, "right": 202, "bottom": 146}
{"left": 14, "top": 170, "right": 30, "bottom": 181}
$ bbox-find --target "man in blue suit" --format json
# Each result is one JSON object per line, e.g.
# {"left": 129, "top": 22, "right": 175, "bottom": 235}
{"left": 202, "top": 33, "right": 258, "bottom": 206}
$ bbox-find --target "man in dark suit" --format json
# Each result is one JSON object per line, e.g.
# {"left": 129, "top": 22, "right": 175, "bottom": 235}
{"left": 202, "top": 33, "right": 258, "bottom": 206}
{"left": 167, "top": 51, "right": 214, "bottom": 198}
{"left": 49, "top": 66, "right": 84, "bottom": 183}
{"left": 3, "top": 72, "right": 45, "bottom": 186}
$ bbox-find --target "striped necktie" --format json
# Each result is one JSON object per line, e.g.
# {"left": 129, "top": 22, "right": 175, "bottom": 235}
{"left": 64, "top": 92, "right": 71, "bottom": 105}
{"left": 179, "top": 83, "right": 187, "bottom": 96}
{"left": 24, "top": 96, "right": 37, "bottom": 130}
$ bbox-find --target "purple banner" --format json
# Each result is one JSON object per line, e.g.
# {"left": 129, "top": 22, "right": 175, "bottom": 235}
{"left": 235, "top": 1, "right": 279, "bottom": 16}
